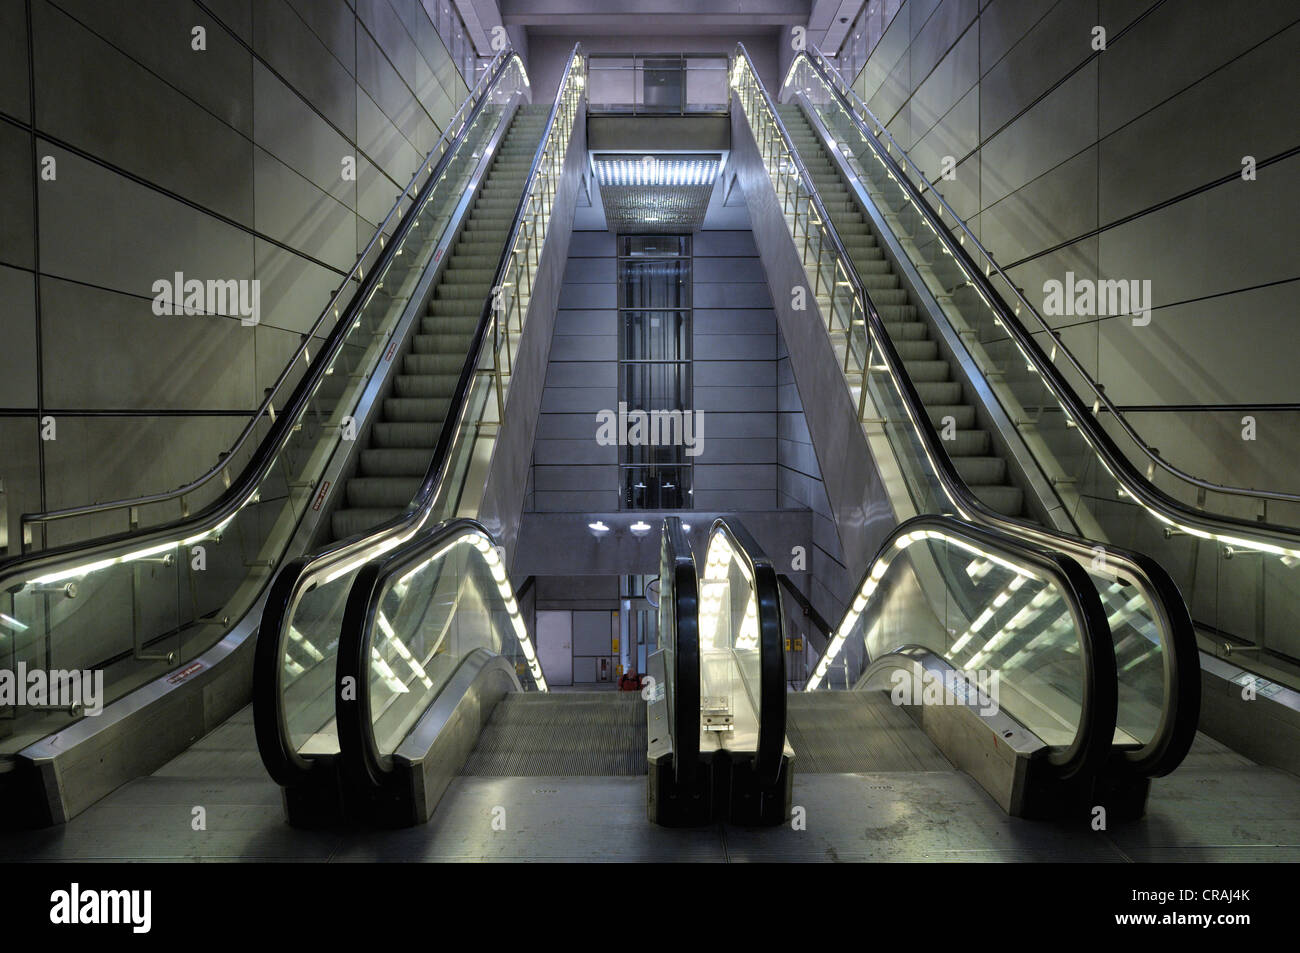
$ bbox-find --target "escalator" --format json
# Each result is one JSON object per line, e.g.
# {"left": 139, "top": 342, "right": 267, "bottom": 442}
{"left": 259, "top": 499, "right": 789, "bottom": 827}
{"left": 775, "top": 104, "right": 1027, "bottom": 517}
{"left": 254, "top": 43, "right": 591, "bottom": 825}
{"left": 728, "top": 43, "right": 1204, "bottom": 817}
{"left": 0, "top": 47, "right": 565, "bottom": 827}
{"left": 736, "top": 513, "right": 1120, "bottom": 817}
{"left": 770, "top": 46, "right": 1300, "bottom": 693}
{"left": 332, "top": 106, "right": 550, "bottom": 539}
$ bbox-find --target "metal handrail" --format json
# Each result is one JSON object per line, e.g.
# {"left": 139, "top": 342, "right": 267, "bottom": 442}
{"left": 20, "top": 47, "right": 515, "bottom": 536}
{"left": 733, "top": 42, "right": 1200, "bottom": 779}
{"left": 796, "top": 44, "right": 1300, "bottom": 508}
{"left": 731, "top": 46, "right": 880, "bottom": 417}
{"left": 255, "top": 43, "right": 586, "bottom": 787}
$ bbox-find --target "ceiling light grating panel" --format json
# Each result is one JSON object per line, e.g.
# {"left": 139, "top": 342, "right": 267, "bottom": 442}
{"left": 593, "top": 153, "right": 722, "bottom": 232}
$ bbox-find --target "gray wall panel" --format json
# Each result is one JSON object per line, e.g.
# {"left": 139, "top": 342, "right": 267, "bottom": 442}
{"left": 844, "top": 0, "right": 1300, "bottom": 499}
{"left": 1, "top": 0, "right": 476, "bottom": 550}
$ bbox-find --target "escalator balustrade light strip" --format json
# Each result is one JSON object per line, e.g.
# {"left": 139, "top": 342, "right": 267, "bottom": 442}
{"left": 383, "top": 532, "right": 546, "bottom": 691}
{"left": 375, "top": 611, "right": 434, "bottom": 691}
{"left": 369, "top": 646, "right": 409, "bottom": 695}
{"left": 808, "top": 529, "right": 1040, "bottom": 690}
{"left": 734, "top": 597, "right": 761, "bottom": 651}
{"left": 286, "top": 625, "right": 325, "bottom": 664}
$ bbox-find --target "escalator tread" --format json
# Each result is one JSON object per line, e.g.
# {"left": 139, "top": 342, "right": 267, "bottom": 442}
{"left": 461, "top": 693, "right": 647, "bottom": 777}
{"left": 786, "top": 692, "right": 951, "bottom": 773}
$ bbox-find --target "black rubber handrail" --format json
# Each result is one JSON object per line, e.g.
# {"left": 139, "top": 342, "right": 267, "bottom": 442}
{"left": 661, "top": 516, "right": 700, "bottom": 786}
{"left": 733, "top": 43, "right": 1198, "bottom": 780}
{"left": 777, "top": 574, "right": 834, "bottom": 643}
{"left": 0, "top": 48, "right": 520, "bottom": 588}
{"left": 832, "top": 514, "right": 1117, "bottom": 784}
{"left": 708, "top": 518, "right": 787, "bottom": 787}
{"left": 255, "top": 44, "right": 583, "bottom": 787}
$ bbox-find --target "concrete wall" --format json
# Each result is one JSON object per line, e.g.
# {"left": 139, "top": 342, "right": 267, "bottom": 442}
{"left": 532, "top": 228, "right": 620, "bottom": 513}
{"left": 526, "top": 33, "right": 782, "bottom": 104}
{"left": 531, "top": 227, "right": 795, "bottom": 514}
{"left": 777, "top": 335, "right": 852, "bottom": 629}
{"left": 692, "top": 229, "right": 778, "bottom": 510}
{"left": 525, "top": 211, "right": 846, "bottom": 643}
{"left": 841, "top": 0, "right": 1300, "bottom": 493}
{"left": 1, "top": 0, "right": 473, "bottom": 548}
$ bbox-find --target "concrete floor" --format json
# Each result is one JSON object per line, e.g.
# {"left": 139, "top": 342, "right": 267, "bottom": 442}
{"left": 2, "top": 705, "right": 1298, "bottom": 862}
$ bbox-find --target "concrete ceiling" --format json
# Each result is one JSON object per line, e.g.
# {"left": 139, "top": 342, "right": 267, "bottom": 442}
{"left": 497, "top": 0, "right": 810, "bottom": 36}
{"left": 810, "top": 0, "right": 865, "bottom": 55}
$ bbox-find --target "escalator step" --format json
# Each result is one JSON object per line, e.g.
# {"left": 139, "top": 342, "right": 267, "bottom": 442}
{"left": 461, "top": 694, "right": 647, "bottom": 777}
{"left": 359, "top": 448, "right": 434, "bottom": 477}
{"left": 372, "top": 422, "right": 441, "bottom": 448}
{"left": 914, "top": 381, "right": 963, "bottom": 403}
{"left": 346, "top": 477, "right": 423, "bottom": 508}
{"left": 902, "top": 359, "right": 950, "bottom": 382}
{"left": 332, "top": 507, "right": 406, "bottom": 540}
{"left": 420, "top": 315, "right": 479, "bottom": 334}
{"left": 404, "top": 352, "right": 466, "bottom": 375}
{"left": 954, "top": 456, "right": 1009, "bottom": 486}
{"left": 943, "top": 429, "right": 991, "bottom": 456}
{"left": 382, "top": 395, "right": 451, "bottom": 421}
{"left": 973, "top": 484, "right": 1024, "bottom": 516}
{"left": 894, "top": 339, "right": 939, "bottom": 361}
{"left": 925, "top": 404, "right": 976, "bottom": 429}
{"left": 883, "top": 320, "right": 928, "bottom": 339}
{"left": 428, "top": 299, "right": 486, "bottom": 316}
{"left": 393, "top": 374, "right": 461, "bottom": 398}
{"left": 412, "top": 332, "right": 476, "bottom": 351}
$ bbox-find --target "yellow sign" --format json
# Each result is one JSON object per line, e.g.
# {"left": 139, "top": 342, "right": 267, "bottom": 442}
{"left": 612, "top": 637, "right": 620, "bottom": 652}
{"left": 793, "top": 638, "right": 803, "bottom": 652}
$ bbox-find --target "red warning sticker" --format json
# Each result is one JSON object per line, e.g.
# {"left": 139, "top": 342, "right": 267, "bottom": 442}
{"left": 167, "top": 662, "right": 204, "bottom": 684}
